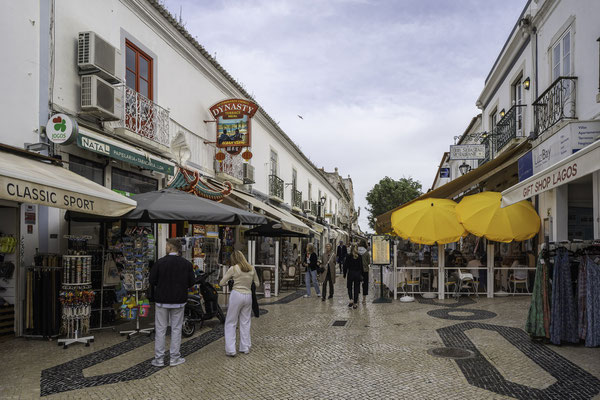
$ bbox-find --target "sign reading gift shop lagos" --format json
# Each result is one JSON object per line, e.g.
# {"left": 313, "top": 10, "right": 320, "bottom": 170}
{"left": 210, "top": 99, "right": 258, "bottom": 151}
{"left": 77, "top": 131, "right": 175, "bottom": 175}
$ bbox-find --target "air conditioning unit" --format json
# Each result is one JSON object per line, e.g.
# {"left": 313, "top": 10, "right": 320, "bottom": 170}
{"left": 78, "top": 31, "right": 122, "bottom": 83}
{"left": 242, "top": 163, "right": 254, "bottom": 184}
{"left": 80, "top": 75, "right": 123, "bottom": 121}
{"left": 302, "top": 200, "right": 311, "bottom": 212}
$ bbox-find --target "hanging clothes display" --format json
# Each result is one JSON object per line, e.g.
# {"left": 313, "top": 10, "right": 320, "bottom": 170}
{"left": 526, "top": 253, "right": 550, "bottom": 339}
{"left": 581, "top": 256, "right": 600, "bottom": 347}
{"left": 550, "top": 247, "right": 579, "bottom": 345}
{"left": 25, "top": 265, "right": 62, "bottom": 337}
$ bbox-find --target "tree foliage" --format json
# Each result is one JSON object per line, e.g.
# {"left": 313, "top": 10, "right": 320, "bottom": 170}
{"left": 365, "top": 177, "right": 422, "bottom": 230}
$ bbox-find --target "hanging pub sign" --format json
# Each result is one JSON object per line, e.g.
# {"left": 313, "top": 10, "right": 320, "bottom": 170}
{"left": 449, "top": 144, "right": 485, "bottom": 160}
{"left": 209, "top": 99, "right": 258, "bottom": 156}
{"left": 46, "top": 113, "right": 78, "bottom": 145}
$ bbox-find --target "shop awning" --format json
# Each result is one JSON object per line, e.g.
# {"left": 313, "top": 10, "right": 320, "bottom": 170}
{"left": 0, "top": 148, "right": 136, "bottom": 216}
{"left": 375, "top": 141, "right": 531, "bottom": 233}
{"left": 229, "top": 190, "right": 311, "bottom": 235}
{"left": 501, "top": 139, "right": 600, "bottom": 207}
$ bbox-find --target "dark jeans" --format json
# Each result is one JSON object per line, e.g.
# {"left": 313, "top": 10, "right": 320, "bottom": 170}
{"left": 322, "top": 270, "right": 334, "bottom": 299}
{"left": 347, "top": 277, "right": 361, "bottom": 303}
{"left": 362, "top": 271, "right": 369, "bottom": 296}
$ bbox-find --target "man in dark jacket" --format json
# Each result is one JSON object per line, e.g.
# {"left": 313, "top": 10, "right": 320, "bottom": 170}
{"left": 336, "top": 241, "right": 347, "bottom": 274}
{"left": 149, "top": 238, "right": 195, "bottom": 367}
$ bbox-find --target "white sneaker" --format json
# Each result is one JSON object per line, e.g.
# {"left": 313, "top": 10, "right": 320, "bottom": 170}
{"left": 303, "top": 294, "right": 309, "bottom": 298}
{"left": 151, "top": 359, "right": 164, "bottom": 367}
{"left": 170, "top": 357, "right": 185, "bottom": 367}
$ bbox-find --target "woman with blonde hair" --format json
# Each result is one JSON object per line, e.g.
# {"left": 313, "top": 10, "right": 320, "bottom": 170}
{"left": 219, "top": 250, "right": 260, "bottom": 357}
{"left": 343, "top": 245, "right": 363, "bottom": 309}
{"left": 302, "top": 243, "right": 321, "bottom": 298}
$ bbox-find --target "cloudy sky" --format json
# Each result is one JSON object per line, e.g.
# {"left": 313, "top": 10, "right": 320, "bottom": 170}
{"left": 163, "top": 0, "right": 526, "bottom": 232}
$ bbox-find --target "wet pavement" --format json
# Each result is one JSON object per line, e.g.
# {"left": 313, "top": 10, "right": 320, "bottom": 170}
{"left": 1, "top": 277, "right": 599, "bottom": 399}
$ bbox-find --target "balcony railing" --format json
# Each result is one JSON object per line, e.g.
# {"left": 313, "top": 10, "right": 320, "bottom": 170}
{"left": 533, "top": 76, "right": 577, "bottom": 136}
{"left": 112, "top": 86, "right": 170, "bottom": 147}
{"left": 292, "top": 189, "right": 302, "bottom": 209}
{"left": 269, "top": 175, "right": 284, "bottom": 200}
{"left": 495, "top": 104, "right": 526, "bottom": 153}
{"left": 215, "top": 152, "right": 244, "bottom": 182}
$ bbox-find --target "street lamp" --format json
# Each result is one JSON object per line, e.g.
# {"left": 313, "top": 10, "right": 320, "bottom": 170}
{"left": 459, "top": 162, "right": 472, "bottom": 176}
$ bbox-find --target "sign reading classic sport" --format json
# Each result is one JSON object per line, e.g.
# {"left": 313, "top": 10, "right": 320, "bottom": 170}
{"left": 2, "top": 180, "right": 98, "bottom": 212}
{"left": 210, "top": 99, "right": 258, "bottom": 150}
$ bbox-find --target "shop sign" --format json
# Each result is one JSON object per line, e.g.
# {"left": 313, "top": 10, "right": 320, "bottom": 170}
{"left": 77, "top": 133, "right": 175, "bottom": 175}
{"left": 501, "top": 140, "right": 600, "bottom": 207}
{"left": 517, "top": 151, "right": 534, "bottom": 181}
{"left": 530, "top": 121, "right": 600, "bottom": 175}
{"left": 210, "top": 99, "right": 258, "bottom": 153}
{"left": 439, "top": 168, "right": 450, "bottom": 178}
{"left": 1, "top": 178, "right": 100, "bottom": 213}
{"left": 46, "top": 113, "right": 78, "bottom": 144}
{"left": 449, "top": 145, "right": 485, "bottom": 160}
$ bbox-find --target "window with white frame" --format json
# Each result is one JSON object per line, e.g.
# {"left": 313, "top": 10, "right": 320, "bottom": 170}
{"left": 552, "top": 28, "right": 572, "bottom": 81}
{"left": 512, "top": 74, "right": 524, "bottom": 136}
{"left": 308, "top": 182, "right": 312, "bottom": 201}
{"left": 270, "top": 149, "right": 278, "bottom": 177}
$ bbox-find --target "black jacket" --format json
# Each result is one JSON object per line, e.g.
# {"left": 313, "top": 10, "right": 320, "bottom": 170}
{"left": 149, "top": 255, "right": 195, "bottom": 304}
{"left": 304, "top": 252, "right": 319, "bottom": 271}
{"left": 343, "top": 255, "right": 363, "bottom": 280}
{"left": 337, "top": 245, "right": 347, "bottom": 263}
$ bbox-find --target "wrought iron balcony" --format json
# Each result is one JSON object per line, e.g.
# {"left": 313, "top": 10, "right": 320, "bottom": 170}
{"left": 292, "top": 189, "right": 302, "bottom": 209}
{"left": 215, "top": 152, "right": 244, "bottom": 182}
{"left": 112, "top": 86, "right": 170, "bottom": 147}
{"left": 495, "top": 104, "right": 526, "bottom": 153}
{"left": 533, "top": 76, "right": 577, "bottom": 136}
{"left": 269, "top": 175, "right": 284, "bottom": 200}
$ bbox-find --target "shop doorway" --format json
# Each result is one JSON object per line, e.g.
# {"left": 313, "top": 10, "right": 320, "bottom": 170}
{"left": 568, "top": 175, "right": 594, "bottom": 241}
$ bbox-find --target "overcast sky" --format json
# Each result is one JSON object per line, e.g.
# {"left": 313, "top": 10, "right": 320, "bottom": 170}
{"left": 162, "top": 0, "right": 526, "bottom": 233}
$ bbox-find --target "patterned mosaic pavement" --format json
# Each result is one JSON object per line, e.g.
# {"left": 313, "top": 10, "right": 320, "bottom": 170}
{"left": 1, "top": 279, "right": 599, "bottom": 399}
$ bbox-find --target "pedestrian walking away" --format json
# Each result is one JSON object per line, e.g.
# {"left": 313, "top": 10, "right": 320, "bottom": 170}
{"left": 219, "top": 250, "right": 260, "bottom": 357}
{"left": 358, "top": 240, "right": 370, "bottom": 302}
{"left": 303, "top": 243, "right": 321, "bottom": 297}
{"left": 337, "top": 241, "right": 347, "bottom": 274}
{"left": 149, "top": 238, "right": 196, "bottom": 367}
{"left": 344, "top": 245, "right": 363, "bottom": 309}
{"left": 319, "top": 243, "right": 337, "bottom": 301}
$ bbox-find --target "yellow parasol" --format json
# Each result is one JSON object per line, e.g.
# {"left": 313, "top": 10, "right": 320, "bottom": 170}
{"left": 390, "top": 198, "right": 466, "bottom": 245}
{"left": 455, "top": 191, "right": 540, "bottom": 243}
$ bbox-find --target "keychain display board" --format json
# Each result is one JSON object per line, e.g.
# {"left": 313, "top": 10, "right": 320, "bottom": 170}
{"left": 58, "top": 255, "right": 94, "bottom": 348}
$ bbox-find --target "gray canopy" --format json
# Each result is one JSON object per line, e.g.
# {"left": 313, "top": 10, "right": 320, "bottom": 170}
{"left": 66, "top": 188, "right": 267, "bottom": 225}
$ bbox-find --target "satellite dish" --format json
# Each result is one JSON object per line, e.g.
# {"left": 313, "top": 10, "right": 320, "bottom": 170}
{"left": 170, "top": 131, "right": 191, "bottom": 166}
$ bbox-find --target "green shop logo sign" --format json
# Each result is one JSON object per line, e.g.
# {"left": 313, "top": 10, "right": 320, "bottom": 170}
{"left": 77, "top": 133, "right": 174, "bottom": 175}
{"left": 46, "top": 113, "right": 78, "bottom": 145}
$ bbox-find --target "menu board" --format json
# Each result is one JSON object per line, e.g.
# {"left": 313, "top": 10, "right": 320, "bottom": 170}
{"left": 371, "top": 235, "right": 390, "bottom": 265}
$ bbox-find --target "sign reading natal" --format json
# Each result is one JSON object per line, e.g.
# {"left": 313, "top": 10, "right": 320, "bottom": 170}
{"left": 209, "top": 99, "right": 258, "bottom": 155}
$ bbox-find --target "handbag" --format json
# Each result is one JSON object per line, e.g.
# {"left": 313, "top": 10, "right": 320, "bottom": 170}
{"left": 251, "top": 281, "right": 260, "bottom": 318}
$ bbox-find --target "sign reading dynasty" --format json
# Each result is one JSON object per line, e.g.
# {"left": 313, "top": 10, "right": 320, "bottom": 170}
{"left": 210, "top": 99, "right": 258, "bottom": 150}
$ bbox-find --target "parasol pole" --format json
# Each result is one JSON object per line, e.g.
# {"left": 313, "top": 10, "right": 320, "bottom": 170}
{"left": 438, "top": 244, "right": 445, "bottom": 300}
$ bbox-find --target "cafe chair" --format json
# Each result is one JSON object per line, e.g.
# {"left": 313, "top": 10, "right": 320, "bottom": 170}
{"left": 456, "top": 269, "right": 475, "bottom": 297}
{"left": 509, "top": 268, "right": 529, "bottom": 295}
{"left": 405, "top": 275, "right": 420, "bottom": 295}
{"left": 281, "top": 266, "right": 297, "bottom": 290}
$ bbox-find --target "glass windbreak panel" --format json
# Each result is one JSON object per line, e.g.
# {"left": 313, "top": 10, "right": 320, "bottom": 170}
{"left": 111, "top": 168, "right": 157, "bottom": 195}
{"left": 68, "top": 154, "right": 104, "bottom": 185}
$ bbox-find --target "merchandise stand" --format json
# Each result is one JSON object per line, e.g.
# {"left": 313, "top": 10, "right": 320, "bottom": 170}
{"left": 58, "top": 255, "right": 94, "bottom": 349}
{"left": 119, "top": 289, "right": 153, "bottom": 339}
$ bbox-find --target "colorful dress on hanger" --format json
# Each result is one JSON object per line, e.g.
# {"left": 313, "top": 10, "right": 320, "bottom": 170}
{"left": 526, "top": 253, "right": 550, "bottom": 339}
{"left": 550, "top": 248, "right": 579, "bottom": 345}
{"left": 584, "top": 256, "right": 600, "bottom": 347}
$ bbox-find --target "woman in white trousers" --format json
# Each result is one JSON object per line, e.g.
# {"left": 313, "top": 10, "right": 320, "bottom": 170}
{"left": 220, "top": 251, "right": 260, "bottom": 357}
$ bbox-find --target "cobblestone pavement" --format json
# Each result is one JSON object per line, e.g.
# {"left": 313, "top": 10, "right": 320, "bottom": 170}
{"left": 1, "top": 278, "right": 599, "bottom": 399}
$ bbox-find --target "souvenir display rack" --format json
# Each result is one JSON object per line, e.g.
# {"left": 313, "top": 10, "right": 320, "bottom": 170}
{"left": 117, "top": 225, "right": 155, "bottom": 339}
{"left": 58, "top": 254, "right": 95, "bottom": 348}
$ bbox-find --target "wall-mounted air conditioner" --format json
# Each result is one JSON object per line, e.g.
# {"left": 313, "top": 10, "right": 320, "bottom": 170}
{"left": 78, "top": 31, "right": 122, "bottom": 83}
{"left": 80, "top": 75, "right": 123, "bottom": 121}
{"left": 302, "top": 200, "right": 311, "bottom": 212}
{"left": 243, "top": 163, "right": 255, "bottom": 184}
